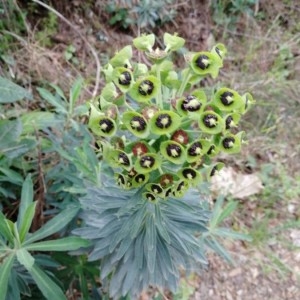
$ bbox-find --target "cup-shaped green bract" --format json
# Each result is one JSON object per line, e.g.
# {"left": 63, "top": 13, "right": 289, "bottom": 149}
{"left": 146, "top": 48, "right": 169, "bottom": 63}
{"left": 186, "top": 139, "right": 211, "bottom": 163}
{"left": 108, "top": 149, "right": 132, "bottom": 170}
{"left": 115, "top": 173, "right": 128, "bottom": 188}
{"left": 122, "top": 111, "right": 150, "bottom": 138}
{"left": 206, "top": 144, "right": 220, "bottom": 158}
{"left": 160, "top": 140, "right": 186, "bottom": 164}
{"left": 89, "top": 105, "right": 117, "bottom": 137}
{"left": 134, "top": 153, "right": 161, "bottom": 174}
{"left": 109, "top": 45, "right": 132, "bottom": 67}
{"left": 146, "top": 183, "right": 164, "bottom": 196}
{"left": 212, "top": 88, "right": 244, "bottom": 112}
{"left": 190, "top": 51, "right": 221, "bottom": 78}
{"left": 207, "top": 162, "right": 225, "bottom": 179}
{"left": 199, "top": 110, "right": 225, "bottom": 134}
{"left": 225, "top": 113, "right": 241, "bottom": 130}
{"left": 240, "top": 92, "right": 255, "bottom": 114}
{"left": 163, "top": 32, "right": 185, "bottom": 52}
{"left": 178, "top": 168, "right": 202, "bottom": 186}
{"left": 100, "top": 82, "right": 118, "bottom": 102}
{"left": 113, "top": 67, "right": 134, "bottom": 93}
{"left": 132, "top": 173, "right": 150, "bottom": 187}
{"left": 220, "top": 132, "right": 244, "bottom": 154}
{"left": 211, "top": 43, "right": 227, "bottom": 63}
{"left": 133, "top": 34, "right": 155, "bottom": 52}
{"left": 143, "top": 191, "right": 158, "bottom": 202}
{"left": 150, "top": 110, "right": 181, "bottom": 135}
{"left": 129, "top": 75, "right": 159, "bottom": 103}
{"left": 173, "top": 180, "right": 189, "bottom": 198}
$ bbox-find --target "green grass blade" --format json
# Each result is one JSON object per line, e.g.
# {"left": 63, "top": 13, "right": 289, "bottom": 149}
{"left": 24, "top": 207, "right": 80, "bottom": 245}
{"left": 19, "top": 202, "right": 37, "bottom": 243}
{"left": 0, "top": 254, "right": 15, "bottom": 300}
{"left": 28, "top": 263, "right": 66, "bottom": 300}
{"left": 24, "top": 237, "right": 91, "bottom": 252}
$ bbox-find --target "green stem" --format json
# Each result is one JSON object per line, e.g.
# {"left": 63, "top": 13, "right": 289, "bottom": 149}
{"left": 148, "top": 139, "right": 156, "bottom": 146}
{"left": 156, "top": 64, "right": 163, "bottom": 109}
{"left": 158, "top": 167, "right": 164, "bottom": 175}
{"left": 177, "top": 69, "right": 192, "bottom": 97}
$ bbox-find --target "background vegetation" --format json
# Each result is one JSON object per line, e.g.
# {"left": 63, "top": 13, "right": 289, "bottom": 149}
{"left": 0, "top": 0, "right": 299, "bottom": 299}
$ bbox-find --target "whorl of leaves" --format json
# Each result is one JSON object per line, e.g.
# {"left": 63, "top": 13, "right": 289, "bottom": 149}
{"left": 74, "top": 172, "right": 210, "bottom": 299}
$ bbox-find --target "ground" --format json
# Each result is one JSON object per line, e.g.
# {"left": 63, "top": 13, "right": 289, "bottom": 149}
{"left": 1, "top": 0, "right": 300, "bottom": 299}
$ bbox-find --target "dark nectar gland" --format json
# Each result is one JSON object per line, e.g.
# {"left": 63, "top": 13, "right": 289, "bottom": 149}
{"left": 166, "top": 144, "right": 182, "bottom": 158}
{"left": 195, "top": 54, "right": 210, "bottom": 70}
{"left": 140, "top": 156, "right": 155, "bottom": 168}
{"left": 130, "top": 116, "right": 147, "bottom": 131}
{"left": 118, "top": 71, "right": 132, "bottom": 85}
{"left": 203, "top": 114, "right": 218, "bottom": 128}
{"left": 215, "top": 47, "right": 222, "bottom": 59}
{"left": 182, "top": 169, "right": 197, "bottom": 179}
{"left": 188, "top": 142, "right": 202, "bottom": 156}
{"left": 118, "top": 153, "right": 130, "bottom": 166}
{"left": 146, "top": 193, "right": 156, "bottom": 201}
{"left": 222, "top": 137, "right": 235, "bottom": 149}
{"left": 220, "top": 91, "right": 234, "bottom": 106}
{"left": 151, "top": 184, "right": 163, "bottom": 194}
{"left": 99, "top": 119, "right": 114, "bottom": 133}
{"left": 207, "top": 145, "right": 215, "bottom": 155}
{"left": 182, "top": 96, "right": 201, "bottom": 112}
{"left": 225, "top": 116, "right": 234, "bottom": 129}
{"left": 135, "top": 174, "right": 146, "bottom": 183}
{"left": 155, "top": 114, "right": 172, "bottom": 129}
{"left": 117, "top": 174, "right": 125, "bottom": 185}
{"left": 138, "top": 80, "right": 154, "bottom": 96}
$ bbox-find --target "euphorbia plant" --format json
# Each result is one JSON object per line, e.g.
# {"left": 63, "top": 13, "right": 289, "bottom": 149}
{"left": 75, "top": 33, "right": 254, "bottom": 299}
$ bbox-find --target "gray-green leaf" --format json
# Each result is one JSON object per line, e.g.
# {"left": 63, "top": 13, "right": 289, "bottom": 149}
{"left": 0, "top": 77, "right": 32, "bottom": 103}
{"left": 24, "top": 237, "right": 91, "bottom": 252}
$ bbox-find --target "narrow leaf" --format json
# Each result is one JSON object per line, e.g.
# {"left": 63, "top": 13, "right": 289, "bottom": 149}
{"left": 24, "top": 206, "right": 80, "bottom": 245}
{"left": 17, "top": 174, "right": 34, "bottom": 230}
{"left": 37, "top": 87, "right": 67, "bottom": 114}
{"left": 27, "top": 263, "right": 66, "bottom": 300}
{"left": 19, "top": 202, "right": 37, "bottom": 242}
{"left": 0, "top": 254, "right": 15, "bottom": 300}
{"left": 24, "top": 237, "right": 91, "bottom": 252}
{"left": 213, "top": 228, "right": 252, "bottom": 241}
{"left": 217, "top": 201, "right": 238, "bottom": 224}
{"left": 16, "top": 248, "right": 35, "bottom": 271}
{"left": 70, "top": 77, "right": 83, "bottom": 107}
{"left": 0, "top": 212, "right": 14, "bottom": 243}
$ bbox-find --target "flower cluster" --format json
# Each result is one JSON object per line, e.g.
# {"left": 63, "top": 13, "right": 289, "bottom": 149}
{"left": 88, "top": 33, "right": 254, "bottom": 201}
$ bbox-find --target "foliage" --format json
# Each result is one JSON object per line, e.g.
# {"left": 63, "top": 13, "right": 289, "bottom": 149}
{"left": 0, "top": 175, "right": 90, "bottom": 300}
{"left": 74, "top": 33, "right": 253, "bottom": 299}
{"left": 105, "top": 0, "right": 177, "bottom": 29}
{"left": 210, "top": 0, "right": 258, "bottom": 29}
